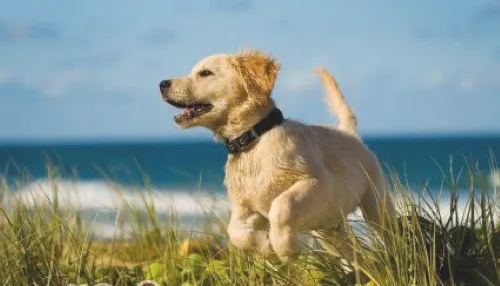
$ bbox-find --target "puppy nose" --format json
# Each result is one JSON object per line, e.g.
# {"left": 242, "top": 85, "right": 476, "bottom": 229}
{"left": 159, "top": 80, "right": 172, "bottom": 90}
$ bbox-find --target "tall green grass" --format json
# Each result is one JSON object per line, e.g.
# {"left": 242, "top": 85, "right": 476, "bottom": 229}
{"left": 0, "top": 158, "right": 499, "bottom": 285}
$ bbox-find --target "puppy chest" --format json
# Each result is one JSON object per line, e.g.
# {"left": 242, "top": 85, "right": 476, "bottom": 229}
{"left": 225, "top": 173, "right": 272, "bottom": 211}
{"left": 224, "top": 162, "right": 298, "bottom": 214}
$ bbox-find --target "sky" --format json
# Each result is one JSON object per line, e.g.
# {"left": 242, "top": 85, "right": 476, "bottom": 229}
{"left": 0, "top": 0, "right": 499, "bottom": 141}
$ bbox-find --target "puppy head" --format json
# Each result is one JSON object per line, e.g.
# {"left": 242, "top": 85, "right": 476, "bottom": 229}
{"left": 159, "top": 50, "right": 280, "bottom": 134}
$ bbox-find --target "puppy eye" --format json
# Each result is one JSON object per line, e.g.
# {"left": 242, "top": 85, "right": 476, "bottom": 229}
{"left": 198, "top": 69, "right": 214, "bottom": 77}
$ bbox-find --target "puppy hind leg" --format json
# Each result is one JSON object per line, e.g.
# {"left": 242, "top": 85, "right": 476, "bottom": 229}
{"left": 359, "top": 166, "right": 396, "bottom": 233}
{"left": 311, "top": 225, "right": 357, "bottom": 263}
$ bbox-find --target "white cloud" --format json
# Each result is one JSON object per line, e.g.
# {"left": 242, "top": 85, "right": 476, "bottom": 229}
{"left": 282, "top": 69, "right": 317, "bottom": 93}
{"left": 43, "top": 68, "right": 88, "bottom": 98}
{"left": 425, "top": 71, "right": 445, "bottom": 88}
{"left": 0, "top": 68, "right": 88, "bottom": 99}
{"left": 459, "top": 75, "right": 475, "bottom": 90}
{"left": 0, "top": 68, "right": 11, "bottom": 83}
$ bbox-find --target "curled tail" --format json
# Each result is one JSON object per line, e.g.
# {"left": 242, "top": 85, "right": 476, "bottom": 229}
{"left": 315, "top": 67, "right": 358, "bottom": 137}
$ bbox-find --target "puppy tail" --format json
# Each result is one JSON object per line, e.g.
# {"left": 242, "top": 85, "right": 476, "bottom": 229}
{"left": 315, "top": 67, "right": 358, "bottom": 137}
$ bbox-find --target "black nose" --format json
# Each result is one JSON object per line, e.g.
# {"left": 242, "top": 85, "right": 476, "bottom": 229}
{"left": 159, "top": 80, "right": 172, "bottom": 90}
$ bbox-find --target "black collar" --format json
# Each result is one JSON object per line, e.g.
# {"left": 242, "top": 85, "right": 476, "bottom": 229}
{"left": 225, "top": 108, "right": 284, "bottom": 154}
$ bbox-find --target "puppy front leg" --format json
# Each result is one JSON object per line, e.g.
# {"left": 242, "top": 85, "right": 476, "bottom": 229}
{"left": 269, "top": 178, "right": 331, "bottom": 264}
{"left": 227, "top": 206, "right": 276, "bottom": 258}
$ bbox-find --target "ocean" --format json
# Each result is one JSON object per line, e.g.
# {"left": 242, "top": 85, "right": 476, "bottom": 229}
{"left": 1, "top": 135, "right": 500, "bottom": 237}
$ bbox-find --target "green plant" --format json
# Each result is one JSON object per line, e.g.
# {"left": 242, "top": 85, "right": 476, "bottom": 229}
{"left": 0, "top": 157, "right": 499, "bottom": 285}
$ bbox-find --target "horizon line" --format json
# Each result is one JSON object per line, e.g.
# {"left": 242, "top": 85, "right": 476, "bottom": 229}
{"left": 1, "top": 131, "right": 500, "bottom": 146}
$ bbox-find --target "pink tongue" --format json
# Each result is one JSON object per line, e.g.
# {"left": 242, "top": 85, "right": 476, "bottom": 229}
{"left": 182, "top": 108, "right": 194, "bottom": 118}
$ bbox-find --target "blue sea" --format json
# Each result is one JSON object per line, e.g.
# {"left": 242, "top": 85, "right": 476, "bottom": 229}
{"left": 1, "top": 135, "right": 500, "bottom": 237}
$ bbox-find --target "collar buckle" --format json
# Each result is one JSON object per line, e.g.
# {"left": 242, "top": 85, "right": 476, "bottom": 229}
{"left": 250, "top": 128, "right": 259, "bottom": 140}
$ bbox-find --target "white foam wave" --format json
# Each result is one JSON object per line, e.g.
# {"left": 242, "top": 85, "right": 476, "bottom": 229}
{"left": 490, "top": 169, "right": 500, "bottom": 189}
{"left": 3, "top": 179, "right": 498, "bottom": 238}
{"left": 347, "top": 191, "right": 499, "bottom": 227}
{"left": 7, "top": 179, "right": 230, "bottom": 216}
{"left": 7, "top": 180, "right": 496, "bottom": 221}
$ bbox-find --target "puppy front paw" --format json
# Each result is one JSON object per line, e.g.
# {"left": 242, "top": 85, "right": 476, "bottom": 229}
{"left": 277, "top": 252, "right": 299, "bottom": 265}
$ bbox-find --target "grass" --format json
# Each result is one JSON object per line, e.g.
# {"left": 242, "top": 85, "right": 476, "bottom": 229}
{"left": 0, "top": 158, "right": 499, "bottom": 285}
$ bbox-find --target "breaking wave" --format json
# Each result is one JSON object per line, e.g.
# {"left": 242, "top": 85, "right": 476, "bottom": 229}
{"left": 3, "top": 179, "right": 497, "bottom": 238}
{"left": 7, "top": 179, "right": 230, "bottom": 215}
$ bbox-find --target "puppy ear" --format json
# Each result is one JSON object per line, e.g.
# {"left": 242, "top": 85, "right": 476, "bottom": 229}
{"left": 234, "top": 50, "right": 281, "bottom": 105}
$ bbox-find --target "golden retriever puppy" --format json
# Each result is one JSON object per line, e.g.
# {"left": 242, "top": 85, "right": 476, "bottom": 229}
{"left": 159, "top": 50, "right": 395, "bottom": 264}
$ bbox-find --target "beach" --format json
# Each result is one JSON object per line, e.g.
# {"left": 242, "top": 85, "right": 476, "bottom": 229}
{"left": 1, "top": 136, "right": 499, "bottom": 285}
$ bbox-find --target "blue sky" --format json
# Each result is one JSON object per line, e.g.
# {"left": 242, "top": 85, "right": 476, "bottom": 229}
{"left": 1, "top": 0, "right": 499, "bottom": 141}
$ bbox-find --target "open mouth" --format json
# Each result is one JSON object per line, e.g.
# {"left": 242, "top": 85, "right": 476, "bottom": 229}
{"left": 166, "top": 99, "right": 213, "bottom": 122}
